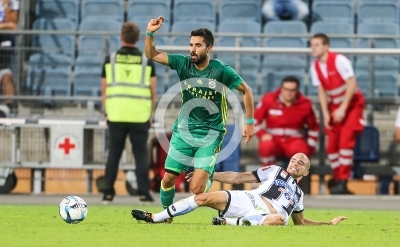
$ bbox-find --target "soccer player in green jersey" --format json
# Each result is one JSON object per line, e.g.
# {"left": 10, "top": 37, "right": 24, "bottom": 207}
{"left": 145, "top": 16, "right": 256, "bottom": 212}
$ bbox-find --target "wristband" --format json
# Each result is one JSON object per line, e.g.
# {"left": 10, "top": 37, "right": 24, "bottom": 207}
{"left": 146, "top": 31, "right": 154, "bottom": 37}
{"left": 245, "top": 118, "right": 255, "bottom": 124}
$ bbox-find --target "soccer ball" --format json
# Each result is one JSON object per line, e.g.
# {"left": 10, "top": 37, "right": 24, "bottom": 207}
{"left": 59, "top": 196, "right": 88, "bottom": 224}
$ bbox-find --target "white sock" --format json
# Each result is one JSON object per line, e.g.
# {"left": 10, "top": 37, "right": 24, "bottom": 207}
{"left": 153, "top": 195, "right": 198, "bottom": 222}
{"left": 225, "top": 214, "right": 268, "bottom": 226}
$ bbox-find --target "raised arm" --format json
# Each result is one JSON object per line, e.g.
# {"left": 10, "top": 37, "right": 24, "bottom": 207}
{"left": 291, "top": 211, "right": 347, "bottom": 226}
{"left": 145, "top": 16, "right": 169, "bottom": 66}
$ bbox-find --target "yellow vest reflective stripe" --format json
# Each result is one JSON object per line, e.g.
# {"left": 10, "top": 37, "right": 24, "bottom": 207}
{"left": 105, "top": 52, "right": 152, "bottom": 122}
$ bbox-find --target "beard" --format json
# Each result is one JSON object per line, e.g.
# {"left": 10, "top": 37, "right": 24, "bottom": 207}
{"left": 190, "top": 52, "right": 207, "bottom": 64}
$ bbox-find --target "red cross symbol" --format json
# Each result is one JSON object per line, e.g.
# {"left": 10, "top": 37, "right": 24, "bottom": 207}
{"left": 58, "top": 138, "right": 76, "bottom": 155}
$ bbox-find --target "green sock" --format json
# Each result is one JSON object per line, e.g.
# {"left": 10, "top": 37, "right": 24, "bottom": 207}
{"left": 160, "top": 182, "right": 175, "bottom": 209}
{"left": 204, "top": 179, "right": 213, "bottom": 193}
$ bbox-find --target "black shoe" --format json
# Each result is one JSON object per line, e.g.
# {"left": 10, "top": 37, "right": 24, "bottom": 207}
{"left": 139, "top": 193, "right": 154, "bottom": 202}
{"left": 329, "top": 180, "right": 353, "bottom": 195}
{"left": 102, "top": 193, "right": 114, "bottom": 205}
{"left": 212, "top": 217, "right": 227, "bottom": 225}
{"left": 131, "top": 209, "right": 154, "bottom": 223}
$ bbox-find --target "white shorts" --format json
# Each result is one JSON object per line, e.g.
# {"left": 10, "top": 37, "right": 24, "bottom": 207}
{"left": 219, "top": 190, "right": 271, "bottom": 218}
{"left": 0, "top": 68, "right": 12, "bottom": 82}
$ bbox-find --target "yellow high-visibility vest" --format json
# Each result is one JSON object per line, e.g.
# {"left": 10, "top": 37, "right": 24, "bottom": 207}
{"left": 105, "top": 52, "right": 152, "bottom": 122}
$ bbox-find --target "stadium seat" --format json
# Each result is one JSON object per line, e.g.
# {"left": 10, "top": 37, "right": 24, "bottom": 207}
{"left": 312, "top": 1, "right": 354, "bottom": 23}
{"left": 310, "top": 21, "right": 354, "bottom": 48}
{"left": 35, "top": 0, "right": 80, "bottom": 29}
{"left": 216, "top": 124, "right": 241, "bottom": 172}
{"left": 240, "top": 69, "right": 259, "bottom": 95}
{"left": 357, "top": 23, "right": 399, "bottom": 48}
{"left": 35, "top": 34, "right": 75, "bottom": 58}
{"left": 261, "top": 70, "right": 305, "bottom": 94}
{"left": 219, "top": 0, "right": 262, "bottom": 24}
{"left": 170, "top": 21, "right": 216, "bottom": 46}
{"left": 355, "top": 57, "right": 399, "bottom": 73}
{"left": 29, "top": 66, "right": 72, "bottom": 96}
{"left": 127, "top": 0, "right": 171, "bottom": 26}
{"left": 78, "top": 19, "right": 122, "bottom": 57}
{"left": 81, "top": 0, "right": 124, "bottom": 22}
{"left": 27, "top": 54, "right": 73, "bottom": 93}
{"left": 168, "top": 70, "right": 180, "bottom": 88}
{"left": 217, "top": 21, "right": 261, "bottom": 72}
{"left": 31, "top": 18, "right": 76, "bottom": 47}
{"left": 357, "top": 1, "right": 399, "bottom": 24}
{"left": 74, "top": 67, "right": 102, "bottom": 97}
{"left": 173, "top": 0, "right": 216, "bottom": 24}
{"left": 354, "top": 125, "right": 380, "bottom": 162}
{"left": 356, "top": 71, "right": 398, "bottom": 97}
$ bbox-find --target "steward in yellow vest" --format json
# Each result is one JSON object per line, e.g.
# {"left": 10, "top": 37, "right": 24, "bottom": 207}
{"left": 100, "top": 22, "right": 157, "bottom": 203}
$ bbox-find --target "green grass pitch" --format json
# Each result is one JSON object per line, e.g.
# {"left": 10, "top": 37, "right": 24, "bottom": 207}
{"left": 1, "top": 205, "right": 399, "bottom": 247}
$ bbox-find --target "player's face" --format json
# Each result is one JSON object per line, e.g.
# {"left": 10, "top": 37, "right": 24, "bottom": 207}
{"left": 286, "top": 153, "right": 309, "bottom": 179}
{"left": 310, "top": 38, "right": 328, "bottom": 58}
{"left": 189, "top": 36, "right": 209, "bottom": 64}
{"left": 280, "top": 81, "right": 298, "bottom": 103}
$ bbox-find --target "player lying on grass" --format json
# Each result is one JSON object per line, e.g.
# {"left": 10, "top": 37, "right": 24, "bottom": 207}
{"left": 132, "top": 153, "right": 347, "bottom": 226}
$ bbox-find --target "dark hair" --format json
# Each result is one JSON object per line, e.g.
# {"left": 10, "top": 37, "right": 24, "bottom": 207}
{"left": 312, "top": 33, "right": 330, "bottom": 45}
{"left": 190, "top": 28, "right": 214, "bottom": 47}
{"left": 121, "top": 21, "right": 140, "bottom": 44}
{"left": 281, "top": 76, "right": 300, "bottom": 88}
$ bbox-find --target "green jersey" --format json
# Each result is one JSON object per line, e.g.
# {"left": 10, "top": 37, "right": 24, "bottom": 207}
{"left": 168, "top": 54, "right": 243, "bottom": 134}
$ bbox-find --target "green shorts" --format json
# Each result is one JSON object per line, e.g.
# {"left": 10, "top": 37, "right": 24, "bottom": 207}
{"left": 165, "top": 129, "right": 224, "bottom": 176}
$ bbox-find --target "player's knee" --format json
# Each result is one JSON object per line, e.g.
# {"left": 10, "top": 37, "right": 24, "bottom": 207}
{"left": 162, "top": 172, "right": 178, "bottom": 189}
{"left": 194, "top": 193, "right": 210, "bottom": 206}
{"left": 190, "top": 183, "right": 206, "bottom": 195}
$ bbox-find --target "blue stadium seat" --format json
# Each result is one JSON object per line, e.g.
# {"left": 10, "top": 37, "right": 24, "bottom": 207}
{"left": 261, "top": 70, "right": 305, "bottom": 94}
{"left": 74, "top": 66, "right": 102, "bottom": 97}
{"left": 32, "top": 18, "right": 76, "bottom": 47}
{"left": 240, "top": 69, "right": 259, "bottom": 95}
{"left": 35, "top": 0, "right": 80, "bottom": 29}
{"left": 358, "top": 2, "right": 399, "bottom": 24}
{"left": 168, "top": 70, "right": 180, "bottom": 88}
{"left": 78, "top": 19, "right": 122, "bottom": 57}
{"left": 170, "top": 21, "right": 216, "bottom": 46}
{"left": 219, "top": 0, "right": 262, "bottom": 24}
{"left": 310, "top": 21, "right": 354, "bottom": 48}
{"left": 154, "top": 63, "right": 166, "bottom": 95}
{"left": 216, "top": 124, "right": 241, "bottom": 172}
{"left": 173, "top": 0, "right": 216, "bottom": 24}
{"left": 355, "top": 57, "right": 399, "bottom": 72}
{"left": 27, "top": 54, "right": 73, "bottom": 93}
{"left": 357, "top": 23, "right": 399, "bottom": 48}
{"left": 127, "top": 0, "right": 171, "bottom": 26}
{"left": 35, "top": 34, "right": 75, "bottom": 58}
{"left": 354, "top": 125, "right": 380, "bottom": 162}
{"left": 356, "top": 71, "right": 398, "bottom": 97}
{"left": 81, "top": 0, "right": 124, "bottom": 22}
{"left": 312, "top": 1, "right": 354, "bottom": 23}
{"left": 217, "top": 21, "right": 261, "bottom": 71}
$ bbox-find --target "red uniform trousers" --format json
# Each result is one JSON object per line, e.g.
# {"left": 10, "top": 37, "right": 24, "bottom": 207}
{"left": 258, "top": 136, "right": 312, "bottom": 167}
{"left": 326, "top": 100, "right": 364, "bottom": 181}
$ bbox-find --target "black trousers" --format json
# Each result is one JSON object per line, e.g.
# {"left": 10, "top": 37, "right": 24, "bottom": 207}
{"left": 104, "top": 121, "right": 150, "bottom": 195}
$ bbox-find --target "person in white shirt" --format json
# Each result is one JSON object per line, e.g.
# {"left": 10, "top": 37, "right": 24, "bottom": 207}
{"left": 131, "top": 153, "right": 347, "bottom": 226}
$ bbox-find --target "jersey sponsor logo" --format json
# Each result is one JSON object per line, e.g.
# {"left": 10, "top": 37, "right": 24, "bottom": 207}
{"left": 269, "top": 109, "right": 282, "bottom": 116}
{"left": 208, "top": 80, "right": 216, "bottom": 89}
{"left": 273, "top": 179, "right": 299, "bottom": 204}
{"left": 261, "top": 166, "right": 271, "bottom": 171}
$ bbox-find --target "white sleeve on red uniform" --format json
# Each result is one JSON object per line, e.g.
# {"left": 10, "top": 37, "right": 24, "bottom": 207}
{"left": 395, "top": 107, "right": 400, "bottom": 128}
{"left": 310, "top": 65, "right": 321, "bottom": 87}
{"left": 335, "top": 54, "right": 354, "bottom": 80}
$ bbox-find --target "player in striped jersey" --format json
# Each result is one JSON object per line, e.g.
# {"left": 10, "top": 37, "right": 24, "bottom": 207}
{"left": 132, "top": 153, "right": 347, "bottom": 226}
